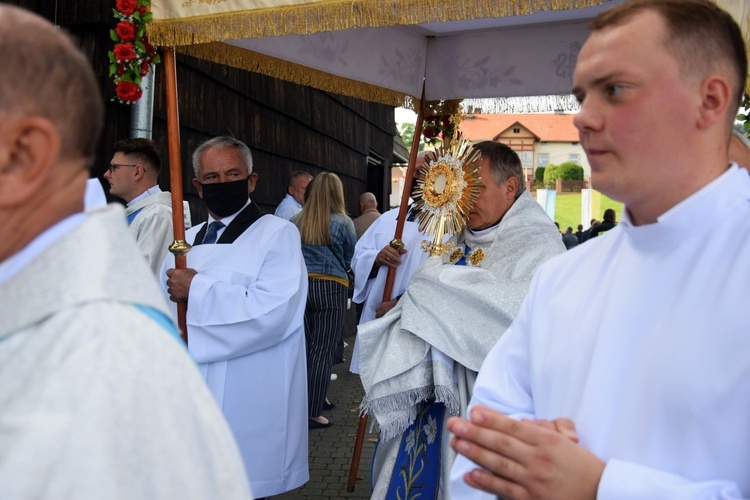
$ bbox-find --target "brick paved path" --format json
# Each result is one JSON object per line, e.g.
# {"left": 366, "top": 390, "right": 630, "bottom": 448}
{"left": 275, "top": 327, "right": 378, "bottom": 500}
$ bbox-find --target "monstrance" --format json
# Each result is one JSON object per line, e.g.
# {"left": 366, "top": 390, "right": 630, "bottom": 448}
{"left": 412, "top": 137, "right": 483, "bottom": 257}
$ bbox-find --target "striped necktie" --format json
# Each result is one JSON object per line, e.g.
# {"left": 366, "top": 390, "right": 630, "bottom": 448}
{"left": 202, "top": 220, "right": 225, "bottom": 244}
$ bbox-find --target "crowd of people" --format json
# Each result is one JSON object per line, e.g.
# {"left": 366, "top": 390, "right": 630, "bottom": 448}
{"left": 1, "top": 1, "right": 750, "bottom": 499}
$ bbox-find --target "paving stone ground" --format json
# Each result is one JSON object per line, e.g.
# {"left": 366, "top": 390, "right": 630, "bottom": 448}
{"left": 275, "top": 322, "right": 378, "bottom": 500}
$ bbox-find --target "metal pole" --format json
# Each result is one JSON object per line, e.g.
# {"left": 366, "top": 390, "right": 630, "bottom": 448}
{"left": 130, "top": 64, "right": 156, "bottom": 139}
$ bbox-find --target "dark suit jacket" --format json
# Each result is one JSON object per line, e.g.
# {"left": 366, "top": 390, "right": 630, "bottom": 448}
{"left": 193, "top": 202, "right": 264, "bottom": 245}
{"left": 589, "top": 220, "right": 617, "bottom": 238}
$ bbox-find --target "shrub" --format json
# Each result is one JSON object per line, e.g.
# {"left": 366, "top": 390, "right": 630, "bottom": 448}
{"left": 534, "top": 166, "right": 545, "bottom": 183}
{"left": 556, "top": 161, "right": 584, "bottom": 181}
{"left": 543, "top": 164, "right": 559, "bottom": 185}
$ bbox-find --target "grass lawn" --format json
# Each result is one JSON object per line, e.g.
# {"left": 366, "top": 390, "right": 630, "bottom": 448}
{"left": 552, "top": 192, "right": 623, "bottom": 231}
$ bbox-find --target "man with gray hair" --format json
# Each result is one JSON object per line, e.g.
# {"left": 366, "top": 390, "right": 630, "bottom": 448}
{"left": 163, "top": 136, "right": 309, "bottom": 498}
{"left": 274, "top": 170, "right": 313, "bottom": 221}
{"left": 0, "top": 7, "right": 250, "bottom": 499}
{"left": 358, "top": 141, "right": 564, "bottom": 498}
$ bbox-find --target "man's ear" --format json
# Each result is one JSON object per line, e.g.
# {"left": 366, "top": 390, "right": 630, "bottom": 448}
{"left": 134, "top": 164, "right": 147, "bottom": 181}
{"left": 696, "top": 75, "right": 731, "bottom": 130}
{"left": 287, "top": 184, "right": 294, "bottom": 196}
{"left": 505, "top": 176, "right": 519, "bottom": 198}
{"left": 0, "top": 116, "right": 60, "bottom": 208}
{"left": 192, "top": 178, "right": 203, "bottom": 198}
{"left": 248, "top": 172, "right": 259, "bottom": 194}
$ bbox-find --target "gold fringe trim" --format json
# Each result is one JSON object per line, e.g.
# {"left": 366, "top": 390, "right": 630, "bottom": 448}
{"left": 157, "top": 0, "right": 750, "bottom": 102}
{"left": 178, "top": 42, "right": 408, "bottom": 107}
{"left": 150, "top": 0, "right": 608, "bottom": 47}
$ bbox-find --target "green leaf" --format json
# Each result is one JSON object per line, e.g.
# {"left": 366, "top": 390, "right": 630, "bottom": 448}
{"left": 152, "top": 54, "right": 161, "bottom": 65}
{"left": 133, "top": 11, "right": 141, "bottom": 21}
{"left": 737, "top": 113, "right": 748, "bottom": 121}
{"left": 141, "top": 12, "right": 153, "bottom": 23}
{"left": 108, "top": 51, "right": 116, "bottom": 63}
{"left": 110, "top": 29, "right": 119, "bottom": 42}
{"left": 121, "top": 74, "right": 133, "bottom": 83}
{"left": 109, "top": 63, "right": 118, "bottom": 77}
{"left": 135, "top": 41, "right": 146, "bottom": 52}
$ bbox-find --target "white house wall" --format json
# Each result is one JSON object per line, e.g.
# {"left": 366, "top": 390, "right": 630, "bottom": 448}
{"left": 535, "top": 141, "right": 590, "bottom": 179}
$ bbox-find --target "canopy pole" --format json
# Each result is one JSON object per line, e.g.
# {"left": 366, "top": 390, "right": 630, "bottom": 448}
{"left": 163, "top": 47, "right": 190, "bottom": 343}
{"left": 381, "top": 95, "right": 426, "bottom": 304}
{"left": 346, "top": 88, "right": 426, "bottom": 492}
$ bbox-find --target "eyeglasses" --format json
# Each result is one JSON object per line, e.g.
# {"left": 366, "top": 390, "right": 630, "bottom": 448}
{"left": 108, "top": 163, "right": 138, "bottom": 173}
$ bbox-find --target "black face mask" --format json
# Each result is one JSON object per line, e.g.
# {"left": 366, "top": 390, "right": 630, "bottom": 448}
{"left": 200, "top": 177, "right": 249, "bottom": 218}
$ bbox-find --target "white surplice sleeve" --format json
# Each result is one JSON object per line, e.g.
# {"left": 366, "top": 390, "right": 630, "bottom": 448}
{"left": 449, "top": 275, "right": 540, "bottom": 500}
{"left": 596, "top": 461, "right": 744, "bottom": 498}
{"left": 184, "top": 220, "right": 307, "bottom": 364}
{"left": 351, "top": 218, "right": 382, "bottom": 305}
{"left": 451, "top": 271, "right": 748, "bottom": 499}
{"left": 131, "top": 203, "right": 174, "bottom": 275}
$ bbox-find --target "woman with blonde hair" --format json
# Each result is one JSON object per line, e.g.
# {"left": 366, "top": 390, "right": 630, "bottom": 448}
{"left": 293, "top": 172, "right": 356, "bottom": 429}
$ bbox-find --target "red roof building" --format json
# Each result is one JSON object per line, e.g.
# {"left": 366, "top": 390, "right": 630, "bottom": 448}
{"left": 458, "top": 113, "right": 589, "bottom": 180}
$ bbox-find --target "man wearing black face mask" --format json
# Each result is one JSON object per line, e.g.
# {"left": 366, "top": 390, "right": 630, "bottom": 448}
{"left": 162, "top": 136, "right": 310, "bottom": 498}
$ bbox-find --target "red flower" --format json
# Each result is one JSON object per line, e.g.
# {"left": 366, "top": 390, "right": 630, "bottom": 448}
{"left": 113, "top": 43, "right": 137, "bottom": 62}
{"left": 144, "top": 41, "right": 156, "bottom": 57}
{"left": 441, "top": 116, "right": 452, "bottom": 127}
{"left": 109, "top": 0, "right": 157, "bottom": 105}
{"left": 115, "top": 21, "right": 136, "bottom": 42}
{"left": 116, "top": 0, "right": 137, "bottom": 16}
{"left": 423, "top": 125, "right": 436, "bottom": 139}
{"left": 116, "top": 81, "right": 143, "bottom": 103}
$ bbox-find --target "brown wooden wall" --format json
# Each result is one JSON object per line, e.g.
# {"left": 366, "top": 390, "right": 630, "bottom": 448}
{"left": 9, "top": 0, "right": 396, "bottom": 221}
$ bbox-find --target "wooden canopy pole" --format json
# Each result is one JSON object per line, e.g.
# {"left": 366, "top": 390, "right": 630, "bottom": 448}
{"left": 346, "top": 92, "right": 427, "bottom": 492}
{"left": 163, "top": 47, "right": 190, "bottom": 342}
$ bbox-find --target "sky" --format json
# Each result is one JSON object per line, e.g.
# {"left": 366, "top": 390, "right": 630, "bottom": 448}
{"left": 395, "top": 107, "right": 417, "bottom": 128}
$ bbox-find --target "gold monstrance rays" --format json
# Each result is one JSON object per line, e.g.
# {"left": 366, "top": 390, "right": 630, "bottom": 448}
{"left": 412, "top": 136, "right": 482, "bottom": 256}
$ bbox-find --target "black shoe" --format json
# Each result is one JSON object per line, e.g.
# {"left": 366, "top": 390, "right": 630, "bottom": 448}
{"left": 333, "top": 357, "right": 346, "bottom": 365}
{"left": 323, "top": 400, "right": 336, "bottom": 411}
{"left": 309, "top": 417, "right": 334, "bottom": 429}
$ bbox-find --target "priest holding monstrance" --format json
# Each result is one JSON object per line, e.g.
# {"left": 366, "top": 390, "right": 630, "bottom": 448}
{"left": 358, "top": 140, "right": 565, "bottom": 499}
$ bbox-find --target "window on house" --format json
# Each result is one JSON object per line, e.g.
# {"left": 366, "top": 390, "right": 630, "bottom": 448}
{"left": 538, "top": 153, "right": 549, "bottom": 167}
{"left": 513, "top": 127, "right": 520, "bottom": 133}
{"left": 568, "top": 153, "right": 580, "bottom": 163}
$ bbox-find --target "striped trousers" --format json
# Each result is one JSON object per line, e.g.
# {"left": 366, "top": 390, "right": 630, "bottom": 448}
{"left": 304, "top": 278, "right": 347, "bottom": 418}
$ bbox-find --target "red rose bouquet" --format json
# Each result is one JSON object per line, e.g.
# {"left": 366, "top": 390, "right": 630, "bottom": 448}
{"left": 421, "top": 100, "right": 464, "bottom": 146}
{"left": 108, "top": 0, "right": 160, "bottom": 104}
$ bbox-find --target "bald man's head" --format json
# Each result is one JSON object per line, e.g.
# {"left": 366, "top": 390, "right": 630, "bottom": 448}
{"left": 0, "top": 5, "right": 103, "bottom": 164}
{"left": 729, "top": 130, "right": 750, "bottom": 171}
{"left": 359, "top": 192, "right": 377, "bottom": 206}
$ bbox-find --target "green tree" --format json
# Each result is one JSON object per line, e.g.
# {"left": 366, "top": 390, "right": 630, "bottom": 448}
{"left": 556, "top": 161, "right": 584, "bottom": 181}
{"left": 543, "top": 164, "right": 559, "bottom": 185}
{"left": 535, "top": 166, "right": 545, "bottom": 183}
{"left": 543, "top": 162, "right": 584, "bottom": 184}
{"left": 399, "top": 122, "right": 425, "bottom": 152}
